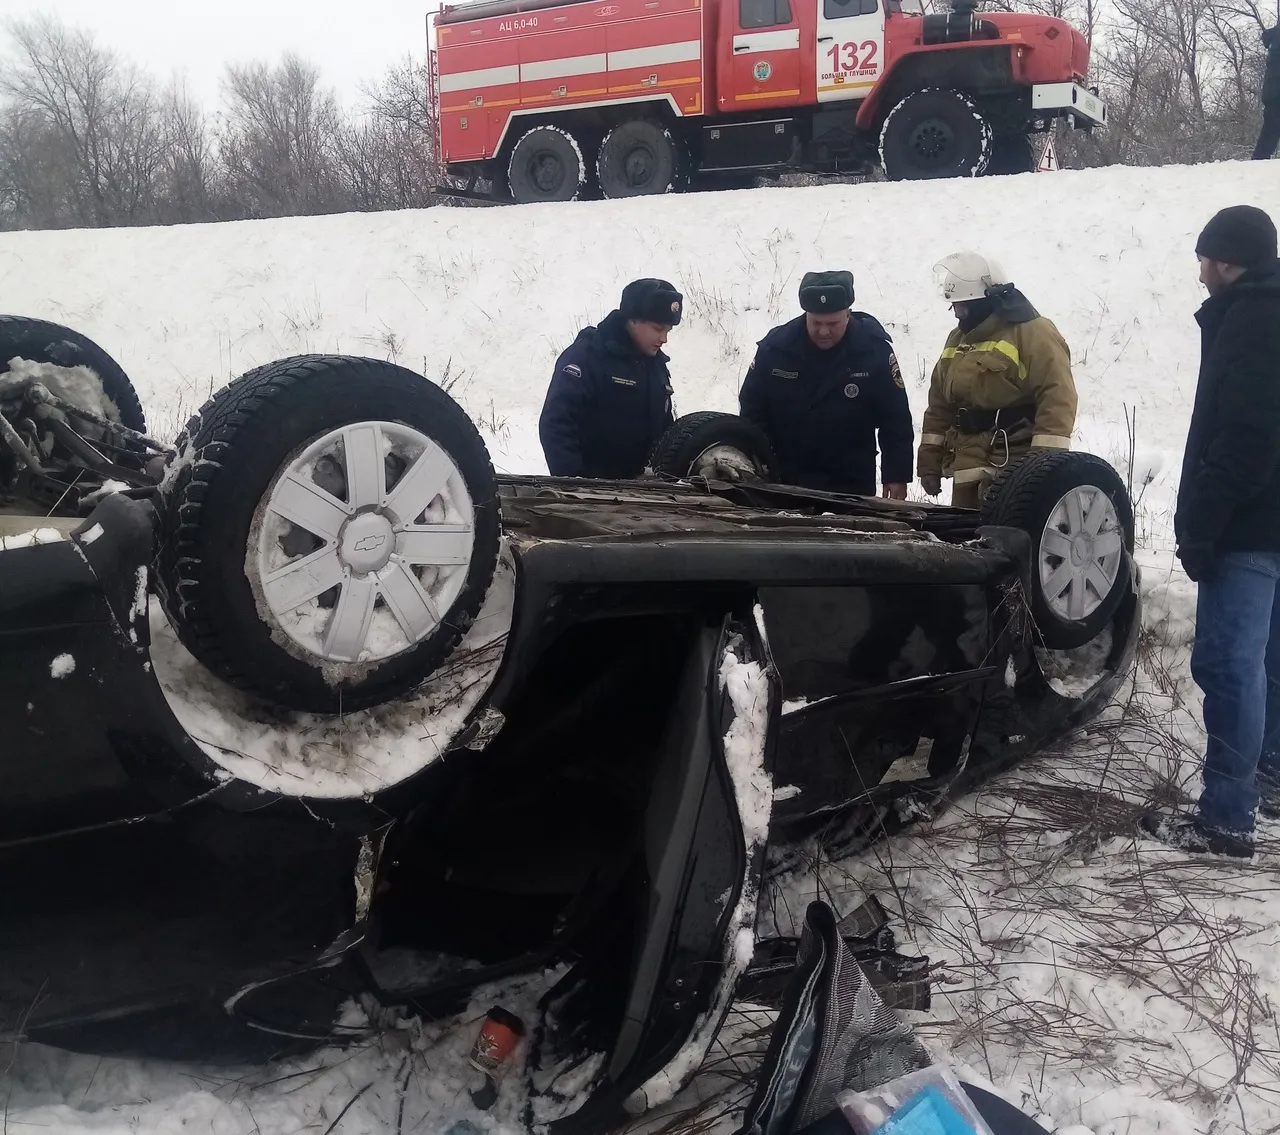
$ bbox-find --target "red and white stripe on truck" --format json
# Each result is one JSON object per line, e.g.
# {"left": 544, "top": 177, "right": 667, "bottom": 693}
{"left": 436, "top": 0, "right": 705, "bottom": 162}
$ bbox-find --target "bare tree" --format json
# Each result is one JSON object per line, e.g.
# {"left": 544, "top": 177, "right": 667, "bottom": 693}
{"left": 155, "top": 80, "right": 220, "bottom": 224}
{"left": 218, "top": 54, "right": 346, "bottom": 218}
{"left": 335, "top": 55, "right": 441, "bottom": 211}
{"left": 0, "top": 27, "right": 445, "bottom": 228}
{"left": 0, "top": 14, "right": 166, "bottom": 227}
{"left": 0, "top": 104, "right": 80, "bottom": 228}
{"left": 1058, "top": 0, "right": 1267, "bottom": 166}
{"left": 365, "top": 55, "right": 441, "bottom": 173}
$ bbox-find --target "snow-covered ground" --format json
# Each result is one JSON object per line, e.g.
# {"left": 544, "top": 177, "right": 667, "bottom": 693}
{"left": 4, "top": 160, "right": 1280, "bottom": 1135}
{"left": 6, "top": 158, "right": 1277, "bottom": 530}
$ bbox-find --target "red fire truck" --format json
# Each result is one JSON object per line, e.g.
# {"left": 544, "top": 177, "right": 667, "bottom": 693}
{"left": 429, "top": 0, "right": 1105, "bottom": 203}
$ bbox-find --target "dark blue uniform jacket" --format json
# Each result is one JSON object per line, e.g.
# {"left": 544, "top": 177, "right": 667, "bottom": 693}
{"left": 539, "top": 310, "right": 674, "bottom": 479}
{"left": 739, "top": 313, "right": 914, "bottom": 495}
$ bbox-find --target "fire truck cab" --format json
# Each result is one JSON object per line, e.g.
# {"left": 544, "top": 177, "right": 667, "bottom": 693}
{"left": 430, "top": 0, "right": 1106, "bottom": 203}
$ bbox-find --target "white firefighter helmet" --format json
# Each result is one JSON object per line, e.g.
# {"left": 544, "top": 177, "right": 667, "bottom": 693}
{"left": 932, "top": 252, "right": 1011, "bottom": 302}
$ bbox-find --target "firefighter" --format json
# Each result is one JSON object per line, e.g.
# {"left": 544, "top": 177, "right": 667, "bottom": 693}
{"left": 739, "top": 270, "right": 914, "bottom": 498}
{"left": 539, "top": 278, "right": 682, "bottom": 479}
{"left": 917, "top": 253, "right": 1078, "bottom": 508}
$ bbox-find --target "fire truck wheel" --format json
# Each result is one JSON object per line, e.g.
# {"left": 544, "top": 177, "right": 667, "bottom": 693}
{"left": 879, "top": 88, "right": 993, "bottom": 180}
{"left": 507, "top": 125, "right": 586, "bottom": 204}
{"left": 596, "top": 119, "right": 684, "bottom": 198}
{"left": 985, "top": 133, "right": 1036, "bottom": 176}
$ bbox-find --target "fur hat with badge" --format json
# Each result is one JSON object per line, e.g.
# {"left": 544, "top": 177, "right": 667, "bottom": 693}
{"left": 620, "top": 278, "right": 684, "bottom": 326}
{"left": 798, "top": 270, "right": 854, "bottom": 314}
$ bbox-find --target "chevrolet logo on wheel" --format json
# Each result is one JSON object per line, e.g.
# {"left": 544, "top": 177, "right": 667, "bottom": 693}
{"left": 354, "top": 534, "right": 388, "bottom": 552}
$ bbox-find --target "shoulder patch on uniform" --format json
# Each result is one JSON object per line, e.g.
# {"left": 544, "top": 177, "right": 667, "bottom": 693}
{"left": 611, "top": 376, "right": 636, "bottom": 386}
{"left": 563, "top": 363, "right": 582, "bottom": 377}
{"left": 771, "top": 368, "right": 799, "bottom": 380}
{"left": 889, "top": 352, "right": 904, "bottom": 388}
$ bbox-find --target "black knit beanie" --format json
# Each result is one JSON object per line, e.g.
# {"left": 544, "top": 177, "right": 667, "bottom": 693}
{"left": 620, "top": 278, "right": 683, "bottom": 326}
{"left": 1195, "top": 206, "right": 1278, "bottom": 270}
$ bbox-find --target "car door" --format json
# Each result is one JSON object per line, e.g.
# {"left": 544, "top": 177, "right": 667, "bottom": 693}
{"left": 730, "top": 0, "right": 805, "bottom": 108}
{"left": 815, "top": 0, "right": 885, "bottom": 103}
{"left": 532, "top": 615, "right": 777, "bottom": 1133}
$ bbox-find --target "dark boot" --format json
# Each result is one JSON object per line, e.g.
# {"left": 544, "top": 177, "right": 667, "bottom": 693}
{"left": 1140, "top": 812, "right": 1254, "bottom": 859}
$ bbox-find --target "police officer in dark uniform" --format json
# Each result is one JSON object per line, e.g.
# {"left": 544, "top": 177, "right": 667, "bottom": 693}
{"left": 739, "top": 270, "right": 914, "bottom": 498}
{"left": 539, "top": 278, "right": 682, "bottom": 479}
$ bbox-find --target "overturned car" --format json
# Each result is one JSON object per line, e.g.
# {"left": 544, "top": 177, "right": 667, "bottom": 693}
{"left": 0, "top": 317, "right": 1140, "bottom": 1132}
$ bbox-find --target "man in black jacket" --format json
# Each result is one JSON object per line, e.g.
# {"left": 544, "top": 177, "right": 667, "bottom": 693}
{"left": 1255, "top": 25, "right": 1280, "bottom": 159}
{"left": 1144, "top": 206, "right": 1280, "bottom": 858}
{"left": 739, "top": 271, "right": 914, "bottom": 498}
{"left": 539, "top": 278, "right": 682, "bottom": 478}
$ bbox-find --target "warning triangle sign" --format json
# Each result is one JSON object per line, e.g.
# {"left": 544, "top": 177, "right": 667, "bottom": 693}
{"left": 1037, "top": 135, "right": 1059, "bottom": 172}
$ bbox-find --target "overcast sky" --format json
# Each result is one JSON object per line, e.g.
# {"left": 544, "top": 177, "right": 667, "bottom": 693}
{"left": 5, "top": 1, "right": 446, "bottom": 109}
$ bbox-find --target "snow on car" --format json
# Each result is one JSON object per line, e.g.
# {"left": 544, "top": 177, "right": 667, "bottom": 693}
{"left": 0, "top": 312, "right": 1139, "bottom": 1132}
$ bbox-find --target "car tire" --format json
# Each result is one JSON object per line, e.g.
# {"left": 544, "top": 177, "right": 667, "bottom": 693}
{"left": 0, "top": 315, "right": 146, "bottom": 432}
{"left": 980, "top": 450, "right": 1135, "bottom": 650}
{"left": 984, "top": 133, "right": 1036, "bottom": 176}
{"left": 878, "top": 88, "right": 993, "bottom": 180}
{"left": 597, "top": 119, "right": 685, "bottom": 198}
{"left": 507, "top": 125, "right": 587, "bottom": 204}
{"left": 649, "top": 411, "right": 778, "bottom": 482}
{"left": 156, "top": 355, "right": 501, "bottom": 714}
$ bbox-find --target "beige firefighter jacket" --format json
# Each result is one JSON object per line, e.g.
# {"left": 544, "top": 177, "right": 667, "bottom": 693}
{"left": 917, "top": 310, "right": 1078, "bottom": 492}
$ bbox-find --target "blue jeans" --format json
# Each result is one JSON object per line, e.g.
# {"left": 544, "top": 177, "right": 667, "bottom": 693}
{"left": 1191, "top": 551, "right": 1280, "bottom": 834}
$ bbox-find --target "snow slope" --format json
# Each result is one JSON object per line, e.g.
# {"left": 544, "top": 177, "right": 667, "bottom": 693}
{"left": 5, "top": 159, "right": 1277, "bottom": 529}
{"left": 4, "top": 160, "right": 1280, "bottom": 1135}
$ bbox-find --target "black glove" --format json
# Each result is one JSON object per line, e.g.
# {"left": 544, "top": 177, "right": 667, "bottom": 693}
{"left": 1176, "top": 542, "right": 1214, "bottom": 583}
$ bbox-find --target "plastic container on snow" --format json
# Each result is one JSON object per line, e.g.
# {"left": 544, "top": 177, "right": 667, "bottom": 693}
{"left": 467, "top": 1006, "right": 526, "bottom": 1110}
{"left": 838, "top": 1067, "right": 996, "bottom": 1135}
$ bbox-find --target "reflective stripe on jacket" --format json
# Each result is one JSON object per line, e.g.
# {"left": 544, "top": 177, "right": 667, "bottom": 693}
{"left": 917, "top": 310, "right": 1077, "bottom": 485}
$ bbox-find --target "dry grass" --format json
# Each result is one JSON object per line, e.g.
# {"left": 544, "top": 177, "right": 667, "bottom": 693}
{"left": 678, "top": 269, "right": 743, "bottom": 368}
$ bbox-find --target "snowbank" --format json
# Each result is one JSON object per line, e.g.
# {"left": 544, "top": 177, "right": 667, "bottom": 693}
{"left": 5, "top": 161, "right": 1278, "bottom": 541}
